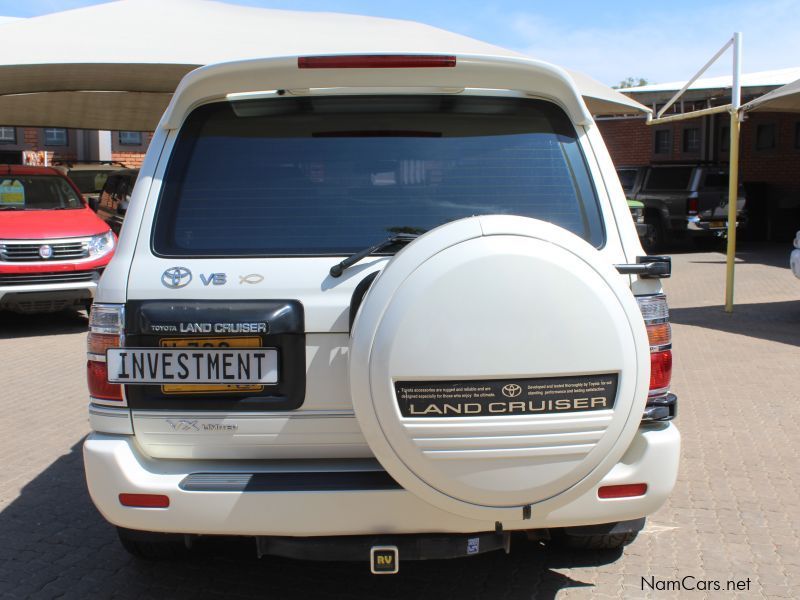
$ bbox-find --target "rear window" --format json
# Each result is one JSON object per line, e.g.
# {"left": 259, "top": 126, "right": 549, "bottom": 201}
{"left": 0, "top": 175, "right": 83, "bottom": 210}
{"left": 616, "top": 169, "right": 639, "bottom": 192}
{"left": 644, "top": 167, "right": 693, "bottom": 191}
{"left": 69, "top": 170, "right": 110, "bottom": 194}
{"left": 702, "top": 171, "right": 728, "bottom": 188}
{"left": 154, "top": 95, "right": 604, "bottom": 256}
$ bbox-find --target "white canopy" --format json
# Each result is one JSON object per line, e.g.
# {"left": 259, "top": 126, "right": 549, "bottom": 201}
{"left": 0, "top": 0, "right": 648, "bottom": 131}
{"left": 741, "top": 78, "right": 800, "bottom": 113}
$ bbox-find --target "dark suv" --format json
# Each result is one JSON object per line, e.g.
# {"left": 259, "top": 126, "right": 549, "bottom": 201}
{"left": 95, "top": 169, "right": 139, "bottom": 235}
{"left": 617, "top": 164, "right": 746, "bottom": 252}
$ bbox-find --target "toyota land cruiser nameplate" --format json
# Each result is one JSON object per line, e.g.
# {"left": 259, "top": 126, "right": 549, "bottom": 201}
{"left": 395, "top": 374, "right": 618, "bottom": 417}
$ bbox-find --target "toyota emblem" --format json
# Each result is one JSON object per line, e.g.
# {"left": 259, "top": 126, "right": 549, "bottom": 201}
{"left": 161, "top": 266, "right": 192, "bottom": 289}
{"left": 501, "top": 383, "right": 522, "bottom": 398}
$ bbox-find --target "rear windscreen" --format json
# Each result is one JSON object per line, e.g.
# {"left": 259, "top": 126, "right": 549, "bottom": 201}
{"left": 644, "top": 167, "right": 693, "bottom": 191}
{"left": 616, "top": 169, "right": 638, "bottom": 192}
{"left": 154, "top": 95, "right": 604, "bottom": 256}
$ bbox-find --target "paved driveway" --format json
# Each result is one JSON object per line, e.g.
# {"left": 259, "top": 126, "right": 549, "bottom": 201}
{"left": 1, "top": 244, "right": 798, "bottom": 599}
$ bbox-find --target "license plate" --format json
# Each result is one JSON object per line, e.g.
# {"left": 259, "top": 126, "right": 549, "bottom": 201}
{"left": 710, "top": 220, "right": 725, "bottom": 228}
{"left": 106, "top": 344, "right": 278, "bottom": 386}
{"left": 160, "top": 336, "right": 266, "bottom": 394}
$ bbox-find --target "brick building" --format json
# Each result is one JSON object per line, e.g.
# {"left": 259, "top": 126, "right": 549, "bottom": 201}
{"left": 0, "top": 127, "right": 152, "bottom": 168}
{"left": 597, "top": 68, "right": 800, "bottom": 241}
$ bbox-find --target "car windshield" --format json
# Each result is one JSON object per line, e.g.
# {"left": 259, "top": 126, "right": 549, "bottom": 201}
{"left": 154, "top": 95, "right": 604, "bottom": 256}
{"left": 69, "top": 170, "right": 111, "bottom": 194}
{"left": 0, "top": 175, "right": 84, "bottom": 210}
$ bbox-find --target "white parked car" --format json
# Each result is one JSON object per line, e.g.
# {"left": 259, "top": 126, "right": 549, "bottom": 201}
{"left": 83, "top": 52, "right": 679, "bottom": 571}
{"left": 791, "top": 231, "right": 800, "bottom": 279}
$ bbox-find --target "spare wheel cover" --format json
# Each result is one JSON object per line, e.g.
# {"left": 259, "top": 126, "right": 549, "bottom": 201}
{"left": 349, "top": 216, "right": 650, "bottom": 521}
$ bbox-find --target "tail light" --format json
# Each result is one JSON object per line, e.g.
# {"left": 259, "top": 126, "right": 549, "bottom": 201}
{"left": 87, "top": 304, "right": 125, "bottom": 403}
{"left": 687, "top": 196, "right": 699, "bottom": 215}
{"left": 119, "top": 493, "right": 170, "bottom": 508}
{"left": 298, "top": 55, "right": 457, "bottom": 69}
{"left": 598, "top": 483, "right": 648, "bottom": 499}
{"left": 636, "top": 294, "right": 672, "bottom": 397}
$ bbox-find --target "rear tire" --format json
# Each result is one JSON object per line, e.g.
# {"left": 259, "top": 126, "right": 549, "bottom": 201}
{"left": 117, "top": 527, "right": 187, "bottom": 560}
{"left": 552, "top": 530, "right": 639, "bottom": 550}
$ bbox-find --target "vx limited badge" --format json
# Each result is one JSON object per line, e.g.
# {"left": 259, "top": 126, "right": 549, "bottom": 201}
{"left": 161, "top": 266, "right": 192, "bottom": 289}
{"left": 166, "top": 419, "right": 238, "bottom": 433}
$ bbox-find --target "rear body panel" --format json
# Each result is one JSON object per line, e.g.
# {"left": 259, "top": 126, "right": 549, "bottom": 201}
{"left": 86, "top": 53, "right": 678, "bottom": 540}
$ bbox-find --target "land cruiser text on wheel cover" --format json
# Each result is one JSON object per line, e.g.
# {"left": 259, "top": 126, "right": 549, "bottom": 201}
{"left": 350, "top": 215, "right": 651, "bottom": 520}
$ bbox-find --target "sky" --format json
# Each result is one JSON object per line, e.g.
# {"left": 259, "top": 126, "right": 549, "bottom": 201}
{"left": 0, "top": 0, "right": 798, "bottom": 86}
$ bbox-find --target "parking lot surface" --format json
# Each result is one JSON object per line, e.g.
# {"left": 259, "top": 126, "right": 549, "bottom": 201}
{"left": 1, "top": 244, "right": 799, "bottom": 599}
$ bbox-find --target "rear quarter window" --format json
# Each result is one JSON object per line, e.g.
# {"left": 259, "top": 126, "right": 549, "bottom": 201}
{"left": 153, "top": 95, "right": 605, "bottom": 256}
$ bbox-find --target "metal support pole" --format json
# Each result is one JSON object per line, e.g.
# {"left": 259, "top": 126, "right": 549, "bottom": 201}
{"left": 724, "top": 32, "right": 742, "bottom": 313}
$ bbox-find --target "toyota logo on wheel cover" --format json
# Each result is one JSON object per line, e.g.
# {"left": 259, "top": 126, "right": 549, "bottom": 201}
{"left": 501, "top": 383, "right": 522, "bottom": 398}
{"left": 161, "top": 267, "right": 192, "bottom": 289}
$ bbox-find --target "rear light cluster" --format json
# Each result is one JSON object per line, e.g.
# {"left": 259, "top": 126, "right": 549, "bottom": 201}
{"left": 636, "top": 294, "right": 672, "bottom": 397}
{"left": 87, "top": 304, "right": 125, "bottom": 403}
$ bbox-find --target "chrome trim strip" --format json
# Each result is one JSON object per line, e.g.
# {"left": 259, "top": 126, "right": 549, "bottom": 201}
{"left": 89, "top": 403, "right": 131, "bottom": 417}
{"left": 89, "top": 395, "right": 128, "bottom": 408}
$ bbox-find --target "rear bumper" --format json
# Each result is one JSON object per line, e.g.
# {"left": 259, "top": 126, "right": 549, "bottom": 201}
{"left": 686, "top": 215, "right": 744, "bottom": 235}
{"left": 84, "top": 422, "right": 680, "bottom": 537}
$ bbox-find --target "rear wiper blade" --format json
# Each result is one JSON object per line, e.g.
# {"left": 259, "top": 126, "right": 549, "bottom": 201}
{"left": 330, "top": 233, "right": 419, "bottom": 278}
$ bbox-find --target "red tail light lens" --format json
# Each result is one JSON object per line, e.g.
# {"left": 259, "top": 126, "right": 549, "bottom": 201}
{"left": 87, "top": 304, "right": 125, "bottom": 403}
{"left": 87, "top": 360, "right": 123, "bottom": 400}
{"left": 598, "top": 483, "right": 648, "bottom": 499}
{"left": 649, "top": 350, "right": 672, "bottom": 396}
{"left": 119, "top": 493, "right": 170, "bottom": 508}
{"left": 687, "top": 198, "right": 698, "bottom": 215}
{"left": 298, "top": 55, "right": 457, "bottom": 69}
{"left": 636, "top": 294, "right": 672, "bottom": 397}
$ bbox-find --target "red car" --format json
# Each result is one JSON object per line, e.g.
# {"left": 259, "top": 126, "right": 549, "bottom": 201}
{"left": 0, "top": 165, "right": 116, "bottom": 314}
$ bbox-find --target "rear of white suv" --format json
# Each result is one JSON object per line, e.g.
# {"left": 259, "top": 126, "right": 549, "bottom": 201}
{"left": 84, "top": 54, "right": 679, "bottom": 569}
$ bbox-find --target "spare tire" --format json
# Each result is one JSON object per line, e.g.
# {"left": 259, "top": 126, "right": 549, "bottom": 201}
{"left": 349, "top": 216, "right": 650, "bottom": 521}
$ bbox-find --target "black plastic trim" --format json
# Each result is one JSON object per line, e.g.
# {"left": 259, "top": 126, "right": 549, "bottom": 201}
{"left": 557, "top": 517, "right": 646, "bottom": 537}
{"left": 255, "top": 531, "right": 510, "bottom": 561}
{"left": 642, "top": 392, "right": 677, "bottom": 422}
{"left": 180, "top": 470, "right": 401, "bottom": 492}
{"left": 349, "top": 271, "right": 379, "bottom": 332}
{"left": 123, "top": 300, "right": 305, "bottom": 411}
{"left": 615, "top": 255, "right": 671, "bottom": 278}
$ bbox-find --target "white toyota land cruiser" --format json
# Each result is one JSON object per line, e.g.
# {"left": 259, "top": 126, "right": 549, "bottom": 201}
{"left": 83, "top": 51, "right": 679, "bottom": 572}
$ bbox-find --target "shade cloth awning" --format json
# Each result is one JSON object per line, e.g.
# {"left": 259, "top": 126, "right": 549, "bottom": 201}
{"left": 741, "top": 78, "right": 800, "bottom": 113}
{"left": 0, "top": 0, "right": 649, "bottom": 130}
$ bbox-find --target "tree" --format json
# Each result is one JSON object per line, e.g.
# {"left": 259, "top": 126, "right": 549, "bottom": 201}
{"left": 614, "top": 77, "right": 650, "bottom": 89}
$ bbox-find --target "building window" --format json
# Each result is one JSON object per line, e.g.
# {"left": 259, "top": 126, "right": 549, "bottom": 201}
{"left": 795, "top": 122, "right": 800, "bottom": 150}
{"left": 755, "top": 123, "right": 776, "bottom": 150}
{"left": 44, "top": 128, "right": 68, "bottom": 146}
{"left": 654, "top": 129, "right": 671, "bottom": 154}
{"left": 0, "top": 127, "right": 16, "bottom": 144}
{"left": 118, "top": 131, "right": 143, "bottom": 146}
{"left": 683, "top": 127, "right": 700, "bottom": 153}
